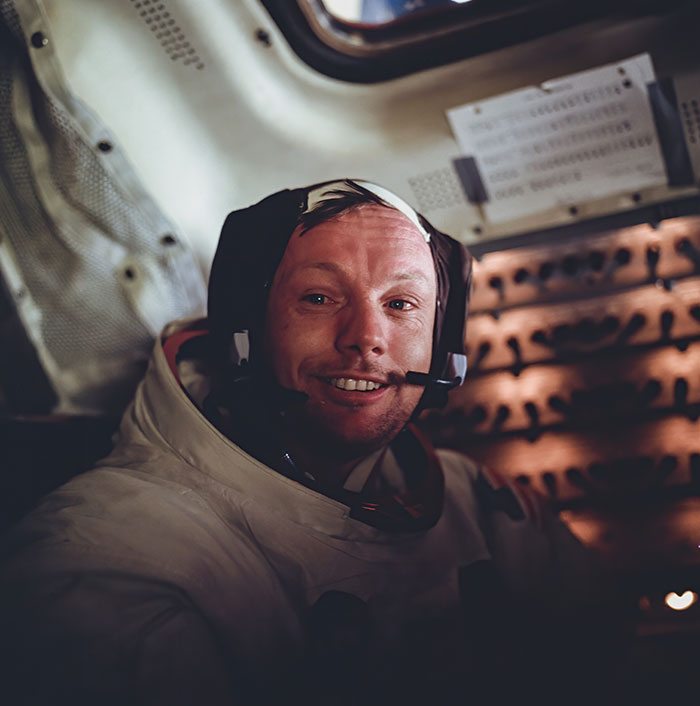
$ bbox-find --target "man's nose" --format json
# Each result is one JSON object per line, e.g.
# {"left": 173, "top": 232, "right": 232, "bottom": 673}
{"left": 336, "top": 300, "right": 387, "bottom": 358}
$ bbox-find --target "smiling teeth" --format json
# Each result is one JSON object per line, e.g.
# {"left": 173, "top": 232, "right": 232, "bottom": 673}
{"left": 330, "top": 377, "right": 382, "bottom": 391}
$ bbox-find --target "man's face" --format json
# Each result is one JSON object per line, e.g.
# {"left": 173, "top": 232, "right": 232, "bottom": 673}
{"left": 264, "top": 205, "right": 437, "bottom": 458}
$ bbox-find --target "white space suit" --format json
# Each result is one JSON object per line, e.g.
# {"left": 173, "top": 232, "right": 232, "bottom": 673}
{"left": 0, "top": 320, "right": 607, "bottom": 705}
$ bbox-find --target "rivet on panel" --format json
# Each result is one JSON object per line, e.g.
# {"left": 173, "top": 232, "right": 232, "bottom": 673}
{"left": 30, "top": 32, "right": 48, "bottom": 48}
{"left": 255, "top": 29, "right": 272, "bottom": 47}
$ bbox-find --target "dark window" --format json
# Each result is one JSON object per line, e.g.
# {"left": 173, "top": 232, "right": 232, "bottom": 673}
{"left": 261, "top": 0, "right": 690, "bottom": 83}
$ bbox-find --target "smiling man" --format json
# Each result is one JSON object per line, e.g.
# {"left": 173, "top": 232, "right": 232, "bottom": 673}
{"left": 264, "top": 202, "right": 436, "bottom": 483}
{"left": 0, "top": 180, "right": 613, "bottom": 705}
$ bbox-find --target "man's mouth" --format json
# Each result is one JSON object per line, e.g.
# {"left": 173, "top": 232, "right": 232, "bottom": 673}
{"left": 327, "top": 377, "right": 386, "bottom": 392}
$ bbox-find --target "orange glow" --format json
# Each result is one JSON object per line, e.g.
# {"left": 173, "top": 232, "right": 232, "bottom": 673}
{"left": 664, "top": 591, "right": 698, "bottom": 611}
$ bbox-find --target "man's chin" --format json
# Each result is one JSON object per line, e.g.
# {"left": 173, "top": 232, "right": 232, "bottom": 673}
{"left": 292, "top": 413, "right": 407, "bottom": 463}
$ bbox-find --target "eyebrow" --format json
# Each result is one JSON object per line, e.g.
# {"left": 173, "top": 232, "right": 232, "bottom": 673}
{"left": 298, "top": 262, "right": 433, "bottom": 285}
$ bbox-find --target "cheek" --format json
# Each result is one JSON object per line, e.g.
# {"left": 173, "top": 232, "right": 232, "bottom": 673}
{"left": 264, "top": 301, "right": 292, "bottom": 378}
{"left": 266, "top": 310, "right": 332, "bottom": 383}
{"left": 267, "top": 320, "right": 296, "bottom": 379}
{"left": 395, "top": 321, "right": 434, "bottom": 369}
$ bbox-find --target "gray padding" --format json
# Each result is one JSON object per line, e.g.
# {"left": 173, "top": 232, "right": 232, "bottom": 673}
{"left": 0, "top": 1, "right": 206, "bottom": 414}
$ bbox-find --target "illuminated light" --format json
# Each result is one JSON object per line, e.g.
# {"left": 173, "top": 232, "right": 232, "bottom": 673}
{"left": 323, "top": 0, "right": 362, "bottom": 22}
{"left": 452, "top": 0, "right": 474, "bottom": 3}
{"left": 664, "top": 591, "right": 698, "bottom": 611}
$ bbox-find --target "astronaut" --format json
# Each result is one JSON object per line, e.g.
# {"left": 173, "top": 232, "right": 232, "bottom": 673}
{"left": 0, "top": 180, "right": 610, "bottom": 705}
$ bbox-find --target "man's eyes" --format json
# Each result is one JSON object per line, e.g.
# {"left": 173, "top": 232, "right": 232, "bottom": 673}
{"left": 300, "top": 294, "right": 416, "bottom": 310}
{"left": 388, "top": 299, "right": 413, "bottom": 311}
{"left": 301, "top": 293, "right": 329, "bottom": 305}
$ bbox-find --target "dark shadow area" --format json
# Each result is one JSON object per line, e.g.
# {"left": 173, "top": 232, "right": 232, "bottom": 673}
{"left": 0, "top": 415, "right": 119, "bottom": 531}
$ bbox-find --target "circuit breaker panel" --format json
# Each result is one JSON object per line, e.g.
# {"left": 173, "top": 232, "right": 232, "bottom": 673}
{"left": 421, "top": 212, "right": 700, "bottom": 631}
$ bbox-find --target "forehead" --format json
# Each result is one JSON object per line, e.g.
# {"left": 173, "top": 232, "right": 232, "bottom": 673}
{"left": 276, "top": 205, "right": 434, "bottom": 278}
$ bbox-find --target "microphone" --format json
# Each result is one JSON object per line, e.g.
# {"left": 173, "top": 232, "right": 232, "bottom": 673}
{"left": 405, "top": 353, "right": 468, "bottom": 390}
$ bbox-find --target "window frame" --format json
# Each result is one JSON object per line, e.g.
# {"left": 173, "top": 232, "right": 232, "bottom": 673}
{"left": 260, "top": 0, "right": 689, "bottom": 83}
